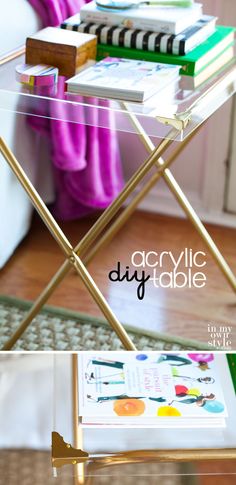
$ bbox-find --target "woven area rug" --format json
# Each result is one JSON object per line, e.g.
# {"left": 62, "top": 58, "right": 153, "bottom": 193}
{"left": 0, "top": 450, "right": 198, "bottom": 485}
{"left": 0, "top": 295, "right": 207, "bottom": 351}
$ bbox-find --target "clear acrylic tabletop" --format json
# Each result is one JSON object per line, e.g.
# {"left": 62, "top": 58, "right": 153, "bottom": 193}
{"left": 0, "top": 48, "right": 236, "bottom": 141}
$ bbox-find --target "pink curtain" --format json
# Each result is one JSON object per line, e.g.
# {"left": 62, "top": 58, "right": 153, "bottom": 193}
{"left": 28, "top": 0, "right": 124, "bottom": 219}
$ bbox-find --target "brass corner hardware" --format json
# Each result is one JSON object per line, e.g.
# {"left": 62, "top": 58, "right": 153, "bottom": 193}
{"left": 156, "top": 111, "right": 191, "bottom": 131}
{"left": 51, "top": 432, "right": 89, "bottom": 469}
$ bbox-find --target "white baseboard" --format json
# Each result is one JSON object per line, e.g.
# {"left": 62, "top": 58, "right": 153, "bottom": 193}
{"left": 130, "top": 185, "right": 236, "bottom": 229}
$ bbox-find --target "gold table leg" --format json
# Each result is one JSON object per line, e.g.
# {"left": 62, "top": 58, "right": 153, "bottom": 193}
{"left": 83, "top": 126, "right": 200, "bottom": 265}
{"left": 159, "top": 161, "right": 236, "bottom": 292}
{"left": 0, "top": 137, "right": 138, "bottom": 350}
{"left": 127, "top": 115, "right": 236, "bottom": 293}
{"left": 73, "top": 354, "right": 85, "bottom": 485}
{"left": 1, "top": 111, "right": 235, "bottom": 349}
{"left": 0, "top": 133, "right": 176, "bottom": 350}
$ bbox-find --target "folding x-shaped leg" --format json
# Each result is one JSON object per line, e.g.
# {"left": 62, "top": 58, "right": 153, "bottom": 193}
{"left": 1, "top": 113, "right": 235, "bottom": 351}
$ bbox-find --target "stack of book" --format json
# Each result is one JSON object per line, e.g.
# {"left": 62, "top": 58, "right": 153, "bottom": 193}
{"left": 61, "top": 1, "right": 235, "bottom": 90}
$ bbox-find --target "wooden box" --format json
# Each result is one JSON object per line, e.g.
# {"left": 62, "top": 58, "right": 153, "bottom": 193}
{"left": 26, "top": 27, "right": 97, "bottom": 77}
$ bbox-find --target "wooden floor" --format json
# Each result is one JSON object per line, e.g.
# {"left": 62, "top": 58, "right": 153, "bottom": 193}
{"left": 0, "top": 210, "right": 236, "bottom": 483}
{"left": 0, "top": 209, "right": 236, "bottom": 346}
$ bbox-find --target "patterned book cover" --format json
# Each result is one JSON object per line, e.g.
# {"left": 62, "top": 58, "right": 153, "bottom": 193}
{"left": 61, "top": 15, "right": 216, "bottom": 56}
{"left": 66, "top": 57, "right": 180, "bottom": 102}
{"left": 79, "top": 352, "right": 228, "bottom": 427}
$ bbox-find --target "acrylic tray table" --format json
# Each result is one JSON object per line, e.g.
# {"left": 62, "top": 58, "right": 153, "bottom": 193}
{"left": 0, "top": 46, "right": 236, "bottom": 350}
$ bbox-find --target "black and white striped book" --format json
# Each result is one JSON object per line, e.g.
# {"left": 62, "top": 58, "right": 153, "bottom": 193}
{"left": 61, "top": 15, "right": 217, "bottom": 56}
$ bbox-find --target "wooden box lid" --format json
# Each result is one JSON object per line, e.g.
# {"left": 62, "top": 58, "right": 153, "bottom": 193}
{"left": 26, "top": 27, "right": 97, "bottom": 55}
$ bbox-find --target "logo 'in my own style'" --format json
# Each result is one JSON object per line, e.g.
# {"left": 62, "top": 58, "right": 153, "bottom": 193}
{"left": 208, "top": 324, "right": 232, "bottom": 350}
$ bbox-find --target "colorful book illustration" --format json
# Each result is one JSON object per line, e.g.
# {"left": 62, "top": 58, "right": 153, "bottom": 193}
{"left": 61, "top": 15, "right": 217, "bottom": 56}
{"left": 79, "top": 1, "right": 203, "bottom": 35}
{"left": 78, "top": 353, "right": 229, "bottom": 428}
{"left": 66, "top": 57, "right": 180, "bottom": 102}
{"left": 96, "top": 26, "right": 235, "bottom": 76}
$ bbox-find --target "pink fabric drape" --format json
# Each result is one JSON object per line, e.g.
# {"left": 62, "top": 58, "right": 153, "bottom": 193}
{"left": 28, "top": 0, "right": 124, "bottom": 219}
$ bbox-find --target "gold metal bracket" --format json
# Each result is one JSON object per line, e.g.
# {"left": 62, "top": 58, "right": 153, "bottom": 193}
{"left": 52, "top": 431, "right": 236, "bottom": 472}
{"left": 52, "top": 432, "right": 89, "bottom": 469}
{"left": 156, "top": 111, "right": 191, "bottom": 131}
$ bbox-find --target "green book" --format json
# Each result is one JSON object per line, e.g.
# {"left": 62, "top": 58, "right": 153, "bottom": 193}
{"left": 227, "top": 354, "right": 236, "bottom": 394}
{"left": 97, "top": 26, "right": 235, "bottom": 76}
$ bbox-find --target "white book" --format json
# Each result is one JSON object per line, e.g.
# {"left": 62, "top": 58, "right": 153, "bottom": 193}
{"left": 80, "top": 1, "right": 203, "bottom": 35}
{"left": 66, "top": 57, "right": 180, "bottom": 102}
{"left": 78, "top": 352, "right": 228, "bottom": 428}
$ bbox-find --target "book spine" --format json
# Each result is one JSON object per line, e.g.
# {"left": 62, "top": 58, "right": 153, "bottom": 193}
{"left": 96, "top": 43, "right": 194, "bottom": 75}
{"left": 174, "top": 18, "right": 216, "bottom": 56}
{"left": 79, "top": 11, "right": 177, "bottom": 35}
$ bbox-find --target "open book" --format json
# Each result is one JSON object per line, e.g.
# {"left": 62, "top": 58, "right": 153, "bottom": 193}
{"left": 78, "top": 352, "right": 229, "bottom": 428}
